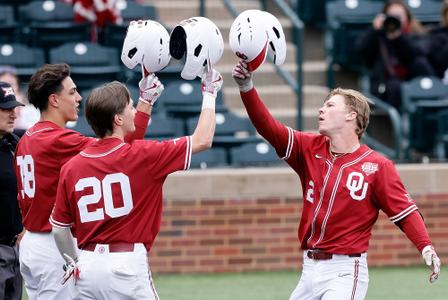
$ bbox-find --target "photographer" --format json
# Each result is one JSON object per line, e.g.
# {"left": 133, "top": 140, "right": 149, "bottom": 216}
{"left": 355, "top": 0, "right": 435, "bottom": 110}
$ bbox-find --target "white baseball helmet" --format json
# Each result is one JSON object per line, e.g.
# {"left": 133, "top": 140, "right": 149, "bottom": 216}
{"left": 229, "top": 10, "right": 286, "bottom": 71}
{"left": 169, "top": 17, "right": 224, "bottom": 80}
{"left": 121, "top": 20, "right": 171, "bottom": 73}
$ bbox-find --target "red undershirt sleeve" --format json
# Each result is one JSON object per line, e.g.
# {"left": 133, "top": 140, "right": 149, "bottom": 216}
{"left": 396, "top": 210, "right": 432, "bottom": 252}
{"left": 240, "top": 88, "right": 290, "bottom": 153}
{"left": 124, "top": 111, "right": 150, "bottom": 142}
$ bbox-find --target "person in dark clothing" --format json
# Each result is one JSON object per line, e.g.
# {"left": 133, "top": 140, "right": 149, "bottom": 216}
{"left": 427, "top": 1, "right": 448, "bottom": 80}
{"left": 0, "top": 81, "right": 24, "bottom": 300}
{"left": 355, "top": 0, "right": 435, "bottom": 110}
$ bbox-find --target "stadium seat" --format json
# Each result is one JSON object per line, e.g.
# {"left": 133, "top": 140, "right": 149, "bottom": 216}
{"left": 159, "top": 79, "right": 226, "bottom": 119}
{"left": 19, "top": 0, "right": 91, "bottom": 55}
{"left": 230, "top": 141, "right": 283, "bottom": 167}
{"left": 190, "top": 147, "right": 228, "bottom": 169}
{"left": 50, "top": 42, "right": 121, "bottom": 91}
{"left": 66, "top": 115, "right": 95, "bottom": 137}
{"left": 0, "top": 5, "right": 19, "bottom": 44}
{"left": 400, "top": 76, "right": 448, "bottom": 158}
{"left": 0, "top": 43, "right": 45, "bottom": 83}
{"left": 434, "top": 108, "right": 448, "bottom": 160}
{"left": 186, "top": 111, "right": 258, "bottom": 152}
{"left": 100, "top": 2, "right": 158, "bottom": 51}
{"left": 145, "top": 114, "right": 184, "bottom": 140}
{"left": 405, "top": 0, "right": 441, "bottom": 25}
{"left": 325, "top": 0, "right": 383, "bottom": 87}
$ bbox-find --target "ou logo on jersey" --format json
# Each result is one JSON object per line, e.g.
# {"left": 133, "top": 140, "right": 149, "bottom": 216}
{"left": 346, "top": 172, "right": 368, "bottom": 201}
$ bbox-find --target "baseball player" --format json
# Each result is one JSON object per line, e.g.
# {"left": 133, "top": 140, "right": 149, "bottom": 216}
{"left": 14, "top": 63, "right": 155, "bottom": 299}
{"left": 232, "top": 61, "right": 441, "bottom": 300}
{"left": 50, "top": 69, "right": 222, "bottom": 299}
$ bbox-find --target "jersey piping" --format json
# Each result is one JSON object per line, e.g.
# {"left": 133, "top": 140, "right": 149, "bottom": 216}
{"left": 281, "top": 127, "right": 294, "bottom": 160}
{"left": 184, "top": 136, "right": 192, "bottom": 170}
{"left": 390, "top": 204, "right": 418, "bottom": 223}
{"left": 80, "top": 142, "right": 126, "bottom": 158}
{"left": 25, "top": 127, "right": 54, "bottom": 136}
{"left": 309, "top": 149, "right": 374, "bottom": 248}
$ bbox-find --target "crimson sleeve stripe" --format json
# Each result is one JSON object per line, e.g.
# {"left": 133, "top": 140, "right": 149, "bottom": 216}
{"left": 281, "top": 127, "right": 294, "bottom": 160}
{"left": 184, "top": 136, "right": 192, "bottom": 170}
{"left": 390, "top": 205, "right": 418, "bottom": 223}
{"left": 49, "top": 216, "right": 73, "bottom": 228}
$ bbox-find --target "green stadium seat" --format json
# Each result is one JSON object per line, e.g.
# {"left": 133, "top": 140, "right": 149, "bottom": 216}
{"left": 0, "top": 5, "right": 19, "bottom": 44}
{"left": 325, "top": 0, "right": 383, "bottom": 87}
{"left": 0, "top": 43, "right": 45, "bottom": 83}
{"left": 400, "top": 76, "right": 448, "bottom": 158}
{"left": 434, "top": 108, "right": 448, "bottom": 160}
{"left": 50, "top": 42, "right": 121, "bottom": 91}
{"left": 19, "top": 0, "right": 91, "bottom": 55}
{"left": 145, "top": 114, "right": 184, "bottom": 140}
{"left": 66, "top": 115, "right": 95, "bottom": 137}
{"left": 230, "top": 141, "right": 284, "bottom": 167}
{"left": 190, "top": 148, "right": 228, "bottom": 169}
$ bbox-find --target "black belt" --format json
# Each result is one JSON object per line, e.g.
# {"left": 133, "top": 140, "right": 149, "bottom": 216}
{"left": 0, "top": 235, "right": 18, "bottom": 247}
{"left": 307, "top": 249, "right": 362, "bottom": 260}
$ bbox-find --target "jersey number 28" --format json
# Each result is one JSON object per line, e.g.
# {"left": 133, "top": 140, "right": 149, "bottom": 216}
{"left": 76, "top": 173, "right": 133, "bottom": 223}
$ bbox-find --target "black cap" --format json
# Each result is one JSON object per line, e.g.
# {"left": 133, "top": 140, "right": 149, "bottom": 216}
{"left": 0, "top": 81, "right": 24, "bottom": 109}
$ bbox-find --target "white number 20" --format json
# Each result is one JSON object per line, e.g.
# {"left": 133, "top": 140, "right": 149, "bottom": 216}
{"left": 17, "top": 155, "right": 36, "bottom": 198}
{"left": 76, "top": 173, "right": 133, "bottom": 223}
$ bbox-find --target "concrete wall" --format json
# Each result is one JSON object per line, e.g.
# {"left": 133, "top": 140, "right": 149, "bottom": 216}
{"left": 148, "top": 164, "right": 448, "bottom": 273}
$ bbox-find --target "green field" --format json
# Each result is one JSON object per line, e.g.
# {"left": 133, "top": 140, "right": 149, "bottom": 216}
{"left": 22, "top": 266, "right": 447, "bottom": 299}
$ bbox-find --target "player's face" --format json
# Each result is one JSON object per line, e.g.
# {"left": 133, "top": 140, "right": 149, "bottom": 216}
{"left": 121, "top": 98, "right": 136, "bottom": 135}
{"left": 55, "top": 77, "right": 82, "bottom": 122}
{"left": 318, "top": 94, "right": 352, "bottom": 136}
{"left": 0, "top": 107, "right": 17, "bottom": 136}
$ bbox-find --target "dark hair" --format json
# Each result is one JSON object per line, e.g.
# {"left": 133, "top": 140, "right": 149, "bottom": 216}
{"left": 85, "top": 81, "right": 130, "bottom": 138}
{"left": 382, "top": 0, "right": 426, "bottom": 33}
{"left": 27, "top": 63, "right": 70, "bottom": 111}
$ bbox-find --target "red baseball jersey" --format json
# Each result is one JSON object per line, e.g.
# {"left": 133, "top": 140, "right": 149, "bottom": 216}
{"left": 15, "top": 112, "right": 149, "bottom": 232}
{"left": 50, "top": 136, "right": 192, "bottom": 250}
{"left": 240, "top": 88, "right": 418, "bottom": 254}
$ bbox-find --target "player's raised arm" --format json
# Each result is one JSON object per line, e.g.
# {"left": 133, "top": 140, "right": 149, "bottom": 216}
{"left": 191, "top": 68, "right": 222, "bottom": 154}
{"left": 232, "top": 61, "right": 292, "bottom": 154}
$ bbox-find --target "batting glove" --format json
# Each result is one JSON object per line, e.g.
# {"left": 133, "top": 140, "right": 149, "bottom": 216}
{"left": 62, "top": 253, "right": 80, "bottom": 285}
{"left": 232, "top": 61, "right": 254, "bottom": 93}
{"left": 138, "top": 73, "right": 164, "bottom": 105}
{"left": 201, "top": 68, "right": 223, "bottom": 99}
{"left": 421, "top": 245, "right": 441, "bottom": 283}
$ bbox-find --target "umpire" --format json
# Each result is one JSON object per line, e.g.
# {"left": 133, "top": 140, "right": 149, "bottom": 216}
{"left": 0, "top": 81, "right": 24, "bottom": 300}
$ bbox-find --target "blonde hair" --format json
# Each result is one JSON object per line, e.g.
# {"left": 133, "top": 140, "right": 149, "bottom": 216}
{"left": 324, "top": 88, "right": 371, "bottom": 139}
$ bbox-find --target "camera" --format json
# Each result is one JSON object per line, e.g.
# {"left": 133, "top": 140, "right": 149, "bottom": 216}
{"left": 383, "top": 15, "right": 401, "bottom": 33}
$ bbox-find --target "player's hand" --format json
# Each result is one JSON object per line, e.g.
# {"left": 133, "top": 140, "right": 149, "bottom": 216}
{"left": 232, "top": 61, "right": 254, "bottom": 93}
{"left": 138, "top": 73, "right": 164, "bottom": 106}
{"left": 201, "top": 68, "right": 223, "bottom": 98}
{"left": 421, "top": 245, "right": 441, "bottom": 283}
{"left": 62, "top": 253, "right": 80, "bottom": 285}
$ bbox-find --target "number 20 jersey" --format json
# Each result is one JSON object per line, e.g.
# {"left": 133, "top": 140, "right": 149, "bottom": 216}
{"left": 50, "top": 137, "right": 192, "bottom": 250}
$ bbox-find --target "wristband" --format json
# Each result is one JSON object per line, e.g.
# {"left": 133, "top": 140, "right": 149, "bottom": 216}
{"left": 202, "top": 93, "right": 216, "bottom": 110}
{"left": 239, "top": 80, "right": 254, "bottom": 93}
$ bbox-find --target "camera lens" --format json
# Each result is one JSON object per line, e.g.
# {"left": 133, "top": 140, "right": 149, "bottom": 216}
{"left": 383, "top": 15, "right": 401, "bottom": 32}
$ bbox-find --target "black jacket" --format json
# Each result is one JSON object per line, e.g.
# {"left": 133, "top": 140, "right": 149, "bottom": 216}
{"left": 427, "top": 26, "right": 448, "bottom": 78}
{"left": 0, "top": 133, "right": 22, "bottom": 243}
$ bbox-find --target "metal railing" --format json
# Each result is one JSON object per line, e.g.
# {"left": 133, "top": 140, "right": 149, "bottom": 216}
{"left": 200, "top": 0, "right": 304, "bottom": 130}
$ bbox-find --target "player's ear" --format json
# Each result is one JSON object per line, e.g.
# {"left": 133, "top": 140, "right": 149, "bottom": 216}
{"left": 48, "top": 93, "right": 59, "bottom": 108}
{"left": 114, "top": 114, "right": 124, "bottom": 126}
{"left": 346, "top": 110, "right": 357, "bottom": 121}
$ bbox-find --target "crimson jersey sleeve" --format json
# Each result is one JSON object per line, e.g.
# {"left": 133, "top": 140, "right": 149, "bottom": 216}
{"left": 240, "top": 88, "right": 291, "bottom": 157}
{"left": 372, "top": 159, "right": 418, "bottom": 223}
{"left": 124, "top": 111, "right": 150, "bottom": 143}
{"left": 50, "top": 167, "right": 74, "bottom": 229}
{"left": 132, "top": 136, "right": 192, "bottom": 179}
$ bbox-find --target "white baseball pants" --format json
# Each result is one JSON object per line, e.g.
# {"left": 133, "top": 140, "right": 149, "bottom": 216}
{"left": 289, "top": 251, "right": 369, "bottom": 300}
{"left": 72, "top": 243, "right": 159, "bottom": 300}
{"left": 19, "top": 231, "right": 76, "bottom": 300}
